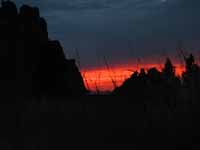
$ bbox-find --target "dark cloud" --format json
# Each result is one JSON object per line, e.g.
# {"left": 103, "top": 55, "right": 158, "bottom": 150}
{"left": 14, "top": 0, "right": 200, "bottom": 68}
{"left": 16, "top": 0, "right": 117, "bottom": 12}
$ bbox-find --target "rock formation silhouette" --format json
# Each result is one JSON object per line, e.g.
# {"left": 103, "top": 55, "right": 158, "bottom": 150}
{"left": 0, "top": 0, "right": 87, "bottom": 97}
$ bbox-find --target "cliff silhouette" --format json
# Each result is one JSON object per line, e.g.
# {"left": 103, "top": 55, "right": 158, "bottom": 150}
{"left": 0, "top": 0, "right": 87, "bottom": 97}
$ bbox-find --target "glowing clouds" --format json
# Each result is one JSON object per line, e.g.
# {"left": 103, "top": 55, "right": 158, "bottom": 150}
{"left": 81, "top": 63, "right": 185, "bottom": 92}
{"left": 81, "top": 67, "right": 132, "bottom": 92}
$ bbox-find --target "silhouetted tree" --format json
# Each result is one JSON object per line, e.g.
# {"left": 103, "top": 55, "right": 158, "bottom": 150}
{"left": 162, "top": 58, "right": 175, "bottom": 78}
{"left": 182, "top": 54, "right": 200, "bottom": 103}
{"left": 162, "top": 58, "right": 181, "bottom": 109}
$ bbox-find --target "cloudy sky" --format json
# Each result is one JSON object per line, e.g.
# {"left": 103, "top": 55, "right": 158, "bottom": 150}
{"left": 15, "top": 0, "right": 200, "bottom": 68}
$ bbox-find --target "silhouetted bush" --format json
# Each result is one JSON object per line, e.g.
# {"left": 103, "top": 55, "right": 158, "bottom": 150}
{"left": 113, "top": 55, "right": 200, "bottom": 108}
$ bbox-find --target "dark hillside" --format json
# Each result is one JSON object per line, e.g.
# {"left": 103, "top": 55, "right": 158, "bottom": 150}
{"left": 1, "top": 96, "right": 199, "bottom": 149}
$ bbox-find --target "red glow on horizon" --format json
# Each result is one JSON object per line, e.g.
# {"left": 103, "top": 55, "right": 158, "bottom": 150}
{"left": 81, "top": 62, "right": 185, "bottom": 92}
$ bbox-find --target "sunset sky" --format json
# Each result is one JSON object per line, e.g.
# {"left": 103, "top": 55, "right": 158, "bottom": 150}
{"left": 15, "top": 0, "right": 200, "bottom": 91}
{"left": 81, "top": 61, "right": 187, "bottom": 92}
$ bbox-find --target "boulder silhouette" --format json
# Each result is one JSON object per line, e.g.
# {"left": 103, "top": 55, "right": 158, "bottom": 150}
{"left": 0, "top": 1, "right": 87, "bottom": 97}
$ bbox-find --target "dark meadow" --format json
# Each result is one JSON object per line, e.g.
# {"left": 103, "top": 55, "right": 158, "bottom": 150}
{"left": 0, "top": 1, "right": 200, "bottom": 149}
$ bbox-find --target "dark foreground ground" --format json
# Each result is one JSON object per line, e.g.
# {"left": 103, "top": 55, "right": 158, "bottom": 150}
{"left": 0, "top": 95, "right": 199, "bottom": 149}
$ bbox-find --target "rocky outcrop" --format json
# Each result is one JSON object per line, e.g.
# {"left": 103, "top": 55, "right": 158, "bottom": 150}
{"left": 0, "top": 1, "right": 87, "bottom": 97}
